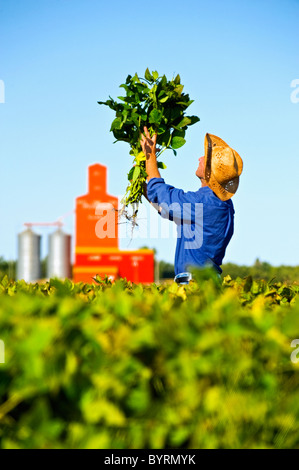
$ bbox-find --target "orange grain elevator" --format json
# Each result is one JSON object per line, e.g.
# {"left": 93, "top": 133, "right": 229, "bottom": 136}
{"left": 73, "top": 163, "right": 154, "bottom": 283}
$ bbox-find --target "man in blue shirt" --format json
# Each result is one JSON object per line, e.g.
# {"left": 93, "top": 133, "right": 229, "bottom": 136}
{"left": 140, "top": 127, "right": 243, "bottom": 282}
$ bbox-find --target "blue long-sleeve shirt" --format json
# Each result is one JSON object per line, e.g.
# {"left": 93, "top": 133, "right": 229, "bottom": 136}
{"left": 146, "top": 178, "right": 235, "bottom": 275}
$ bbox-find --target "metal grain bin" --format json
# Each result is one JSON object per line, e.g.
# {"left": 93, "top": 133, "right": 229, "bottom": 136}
{"left": 47, "top": 228, "right": 71, "bottom": 279}
{"left": 17, "top": 228, "right": 41, "bottom": 282}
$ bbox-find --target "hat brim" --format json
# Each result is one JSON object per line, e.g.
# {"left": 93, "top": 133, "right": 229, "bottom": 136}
{"left": 204, "top": 133, "right": 242, "bottom": 201}
{"left": 207, "top": 174, "right": 240, "bottom": 201}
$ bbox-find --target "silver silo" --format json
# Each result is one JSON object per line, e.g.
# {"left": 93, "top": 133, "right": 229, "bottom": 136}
{"left": 47, "top": 228, "right": 72, "bottom": 279}
{"left": 17, "top": 228, "right": 41, "bottom": 282}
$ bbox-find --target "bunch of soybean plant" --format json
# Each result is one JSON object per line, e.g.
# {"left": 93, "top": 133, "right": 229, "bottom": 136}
{"left": 98, "top": 69, "right": 199, "bottom": 221}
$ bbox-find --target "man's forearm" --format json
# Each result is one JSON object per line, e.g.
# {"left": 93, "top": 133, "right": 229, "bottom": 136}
{"left": 140, "top": 126, "right": 161, "bottom": 181}
{"left": 146, "top": 154, "right": 161, "bottom": 182}
{"left": 140, "top": 128, "right": 162, "bottom": 213}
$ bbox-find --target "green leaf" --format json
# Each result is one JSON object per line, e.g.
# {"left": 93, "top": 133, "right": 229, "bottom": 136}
{"left": 174, "top": 74, "right": 181, "bottom": 84}
{"left": 157, "top": 123, "right": 167, "bottom": 134}
{"left": 110, "top": 118, "right": 122, "bottom": 131}
{"left": 132, "top": 73, "right": 141, "bottom": 84}
{"left": 128, "top": 167, "right": 135, "bottom": 181}
{"left": 152, "top": 71, "right": 159, "bottom": 80}
{"left": 157, "top": 130, "right": 171, "bottom": 148}
{"left": 145, "top": 68, "right": 153, "bottom": 82}
{"left": 174, "top": 84, "right": 184, "bottom": 96}
{"left": 189, "top": 115, "right": 200, "bottom": 125}
{"left": 157, "top": 161, "right": 167, "bottom": 169}
{"left": 165, "top": 107, "right": 182, "bottom": 123}
{"left": 119, "top": 84, "right": 130, "bottom": 93}
{"left": 136, "top": 151, "right": 146, "bottom": 162}
{"left": 171, "top": 136, "right": 186, "bottom": 149}
{"left": 177, "top": 99, "right": 194, "bottom": 107}
{"left": 132, "top": 165, "right": 140, "bottom": 182}
{"left": 149, "top": 109, "right": 163, "bottom": 125}
{"left": 172, "top": 129, "right": 185, "bottom": 139}
{"left": 160, "top": 75, "right": 167, "bottom": 88}
{"left": 159, "top": 95, "right": 169, "bottom": 103}
{"left": 176, "top": 117, "right": 192, "bottom": 128}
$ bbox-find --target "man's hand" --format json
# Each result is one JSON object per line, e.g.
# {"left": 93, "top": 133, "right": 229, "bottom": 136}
{"left": 140, "top": 126, "right": 161, "bottom": 182}
{"left": 140, "top": 126, "right": 157, "bottom": 160}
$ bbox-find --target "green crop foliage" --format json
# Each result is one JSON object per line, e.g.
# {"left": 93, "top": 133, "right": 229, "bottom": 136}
{"left": 0, "top": 273, "right": 299, "bottom": 449}
{"left": 98, "top": 69, "right": 199, "bottom": 218}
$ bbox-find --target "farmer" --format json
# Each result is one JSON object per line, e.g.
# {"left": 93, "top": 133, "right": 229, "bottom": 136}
{"left": 140, "top": 127, "right": 243, "bottom": 284}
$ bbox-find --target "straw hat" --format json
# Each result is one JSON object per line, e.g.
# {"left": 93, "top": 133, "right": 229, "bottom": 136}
{"left": 204, "top": 133, "right": 243, "bottom": 201}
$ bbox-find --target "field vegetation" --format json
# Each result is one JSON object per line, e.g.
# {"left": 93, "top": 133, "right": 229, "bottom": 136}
{"left": 0, "top": 270, "right": 299, "bottom": 449}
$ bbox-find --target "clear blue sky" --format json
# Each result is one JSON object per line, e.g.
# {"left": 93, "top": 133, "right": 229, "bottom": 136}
{"left": 0, "top": 0, "right": 298, "bottom": 266}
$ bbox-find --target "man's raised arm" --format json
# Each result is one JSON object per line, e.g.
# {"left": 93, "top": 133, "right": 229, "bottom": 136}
{"left": 140, "top": 126, "right": 161, "bottom": 182}
{"left": 140, "top": 126, "right": 162, "bottom": 213}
